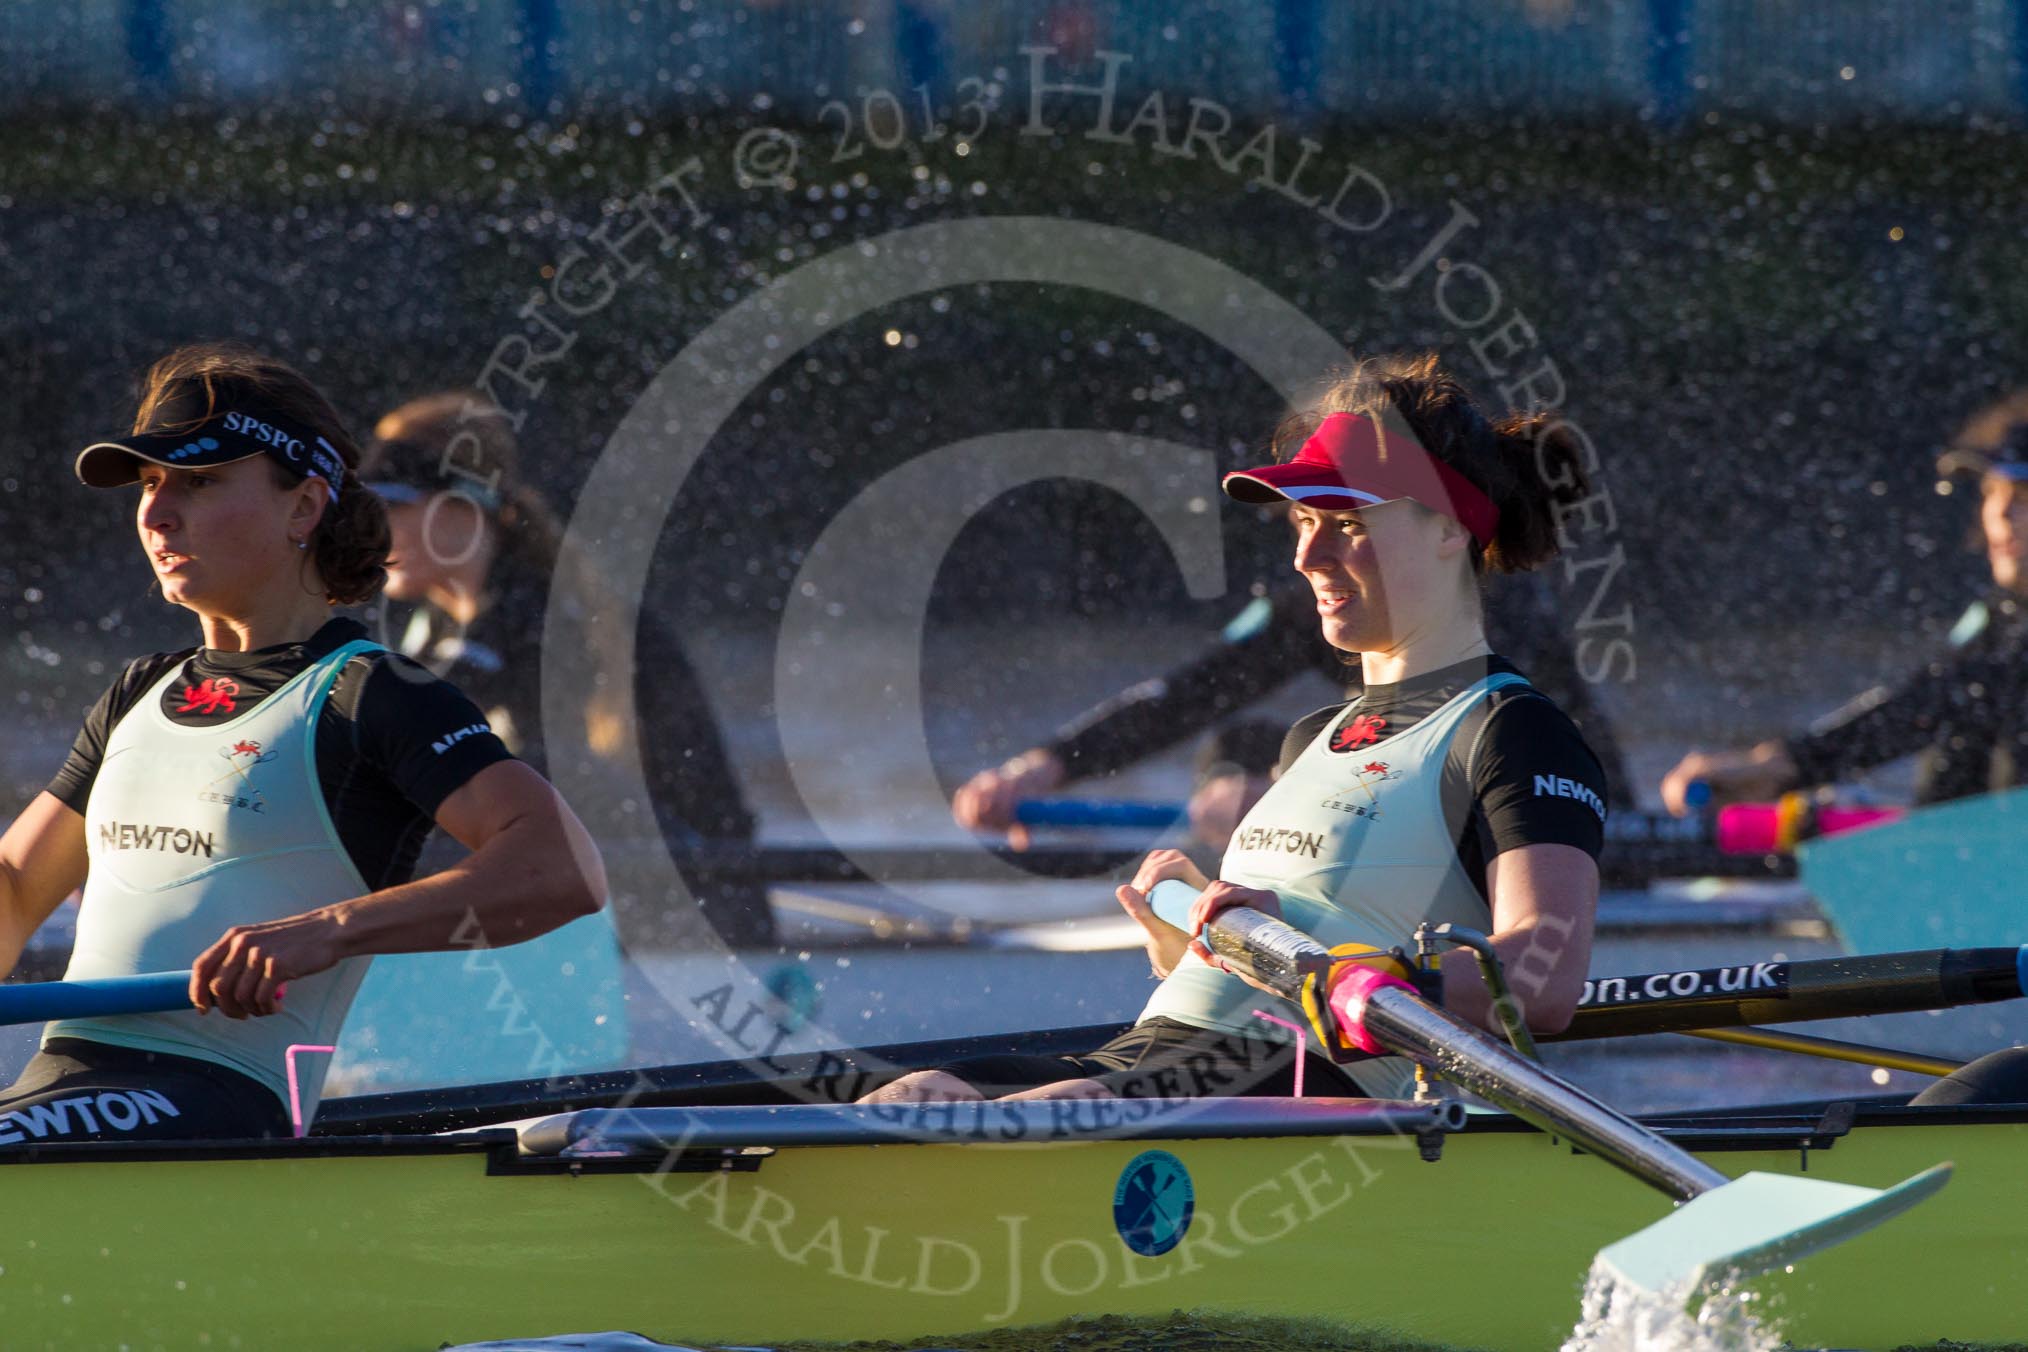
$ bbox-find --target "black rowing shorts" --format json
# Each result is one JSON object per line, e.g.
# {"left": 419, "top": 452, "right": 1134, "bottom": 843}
{"left": 936, "top": 1017, "right": 1365, "bottom": 1099}
{"left": 0, "top": 1037, "right": 292, "bottom": 1145}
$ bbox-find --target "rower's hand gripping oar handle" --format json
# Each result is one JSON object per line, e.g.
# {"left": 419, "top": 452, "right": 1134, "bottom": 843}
{"left": 0, "top": 970, "right": 194, "bottom": 1026}
{"left": 1146, "top": 880, "right": 1431, "bottom": 1062}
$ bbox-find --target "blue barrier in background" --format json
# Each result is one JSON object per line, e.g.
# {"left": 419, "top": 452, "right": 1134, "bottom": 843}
{"left": 1, "top": 1, "right": 2021, "bottom": 126}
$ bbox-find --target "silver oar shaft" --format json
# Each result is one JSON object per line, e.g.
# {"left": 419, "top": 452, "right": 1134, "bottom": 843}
{"left": 1360, "top": 986, "right": 1729, "bottom": 1201}
{"left": 1197, "top": 901, "right": 1731, "bottom": 1203}
{"left": 1197, "top": 905, "right": 1332, "bottom": 991}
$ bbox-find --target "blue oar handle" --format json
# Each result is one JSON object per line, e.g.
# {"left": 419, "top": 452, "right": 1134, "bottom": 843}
{"left": 1147, "top": 879, "right": 1204, "bottom": 931}
{"left": 0, "top": 971, "right": 193, "bottom": 1026}
{"left": 1013, "top": 799, "right": 1182, "bottom": 829}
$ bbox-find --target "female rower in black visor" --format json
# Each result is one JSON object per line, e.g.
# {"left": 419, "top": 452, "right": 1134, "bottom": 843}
{"left": 1660, "top": 391, "right": 2028, "bottom": 1110}
{"left": 359, "top": 392, "right": 771, "bottom": 948}
{"left": 1662, "top": 391, "right": 2028, "bottom": 815}
{"left": 868, "top": 354, "right": 1607, "bottom": 1105}
{"left": 0, "top": 344, "right": 604, "bottom": 1142}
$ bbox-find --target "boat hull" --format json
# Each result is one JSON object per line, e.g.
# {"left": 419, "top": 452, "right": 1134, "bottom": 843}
{"left": 2, "top": 1101, "right": 2023, "bottom": 1350}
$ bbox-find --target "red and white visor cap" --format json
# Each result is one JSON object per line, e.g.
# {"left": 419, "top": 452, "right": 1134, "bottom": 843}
{"left": 1221, "top": 407, "right": 1499, "bottom": 547}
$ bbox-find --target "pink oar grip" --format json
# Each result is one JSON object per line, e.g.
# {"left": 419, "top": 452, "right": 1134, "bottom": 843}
{"left": 1717, "top": 802, "right": 1906, "bottom": 854}
{"left": 1326, "top": 964, "right": 1419, "bottom": 1056}
{"left": 1715, "top": 802, "right": 1780, "bottom": 854}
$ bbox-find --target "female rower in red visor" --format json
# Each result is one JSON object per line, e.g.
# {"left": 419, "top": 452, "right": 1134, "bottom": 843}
{"left": 867, "top": 353, "right": 1607, "bottom": 1104}
{"left": 0, "top": 343, "right": 605, "bottom": 1142}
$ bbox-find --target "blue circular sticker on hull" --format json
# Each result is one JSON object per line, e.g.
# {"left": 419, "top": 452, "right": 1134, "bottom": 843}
{"left": 1114, "top": 1149, "right": 1194, "bottom": 1257}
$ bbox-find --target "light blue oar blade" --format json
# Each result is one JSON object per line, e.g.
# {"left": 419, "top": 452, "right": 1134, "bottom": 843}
{"left": 1597, "top": 1163, "right": 1952, "bottom": 1297}
{"left": 1801, "top": 784, "right": 2028, "bottom": 951}
{"left": 334, "top": 911, "right": 630, "bottom": 1090}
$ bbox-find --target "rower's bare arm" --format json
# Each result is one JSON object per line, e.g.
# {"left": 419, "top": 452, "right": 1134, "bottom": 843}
{"left": 331, "top": 760, "right": 606, "bottom": 956}
{"left": 0, "top": 793, "right": 88, "bottom": 977}
{"left": 191, "top": 762, "right": 608, "bottom": 1019}
{"left": 1659, "top": 741, "right": 1795, "bottom": 815}
{"left": 1441, "top": 842, "right": 1598, "bottom": 1035}
{"left": 952, "top": 747, "right": 1066, "bottom": 850}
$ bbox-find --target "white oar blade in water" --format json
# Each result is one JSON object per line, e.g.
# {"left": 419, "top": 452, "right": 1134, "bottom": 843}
{"left": 1597, "top": 1163, "right": 1952, "bottom": 1297}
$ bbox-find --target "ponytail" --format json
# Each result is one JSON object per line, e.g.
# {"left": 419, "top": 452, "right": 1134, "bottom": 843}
{"left": 310, "top": 476, "right": 391, "bottom": 606}
{"left": 1483, "top": 412, "right": 1593, "bottom": 573}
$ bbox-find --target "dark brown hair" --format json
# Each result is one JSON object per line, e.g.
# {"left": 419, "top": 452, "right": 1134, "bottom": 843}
{"left": 132, "top": 343, "right": 390, "bottom": 605}
{"left": 1952, "top": 388, "right": 2028, "bottom": 454}
{"left": 1944, "top": 388, "right": 2028, "bottom": 477}
{"left": 1270, "top": 351, "right": 1593, "bottom": 574}
{"left": 365, "top": 390, "right": 629, "bottom": 757}
{"left": 363, "top": 390, "right": 566, "bottom": 582}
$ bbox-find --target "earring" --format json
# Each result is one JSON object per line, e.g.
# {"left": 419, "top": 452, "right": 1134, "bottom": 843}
{"left": 293, "top": 537, "right": 307, "bottom": 551}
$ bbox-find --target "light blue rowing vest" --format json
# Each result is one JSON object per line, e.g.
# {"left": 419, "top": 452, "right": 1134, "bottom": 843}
{"left": 1141, "top": 671, "right": 1528, "bottom": 1097}
{"left": 51, "top": 640, "right": 383, "bottom": 1119}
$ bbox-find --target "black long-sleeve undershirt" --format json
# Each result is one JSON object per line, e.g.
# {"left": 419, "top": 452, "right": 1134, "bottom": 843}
{"left": 1784, "top": 590, "right": 2028, "bottom": 805}
{"left": 1044, "top": 572, "right": 1634, "bottom": 806}
{"left": 393, "top": 576, "right": 757, "bottom": 844}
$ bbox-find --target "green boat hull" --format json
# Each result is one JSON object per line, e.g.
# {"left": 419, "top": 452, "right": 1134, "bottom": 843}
{"left": 1, "top": 1098, "right": 2022, "bottom": 1350}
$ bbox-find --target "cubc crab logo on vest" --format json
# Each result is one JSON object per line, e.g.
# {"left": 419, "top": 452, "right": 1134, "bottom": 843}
{"left": 177, "top": 677, "right": 240, "bottom": 716}
{"left": 1321, "top": 759, "right": 1402, "bottom": 822}
{"left": 199, "top": 738, "right": 279, "bottom": 813}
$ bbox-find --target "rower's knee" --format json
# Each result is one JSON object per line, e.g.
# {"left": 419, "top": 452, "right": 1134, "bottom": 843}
{"left": 1909, "top": 1046, "right": 2028, "bottom": 1106}
{"left": 1000, "top": 1078, "right": 1116, "bottom": 1102}
{"left": 857, "top": 1070, "right": 984, "bottom": 1104}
